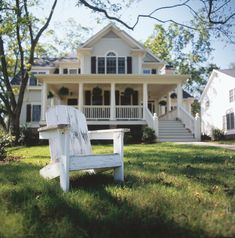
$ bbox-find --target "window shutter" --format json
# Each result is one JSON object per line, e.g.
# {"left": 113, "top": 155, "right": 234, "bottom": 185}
{"left": 91, "top": 56, "right": 96, "bottom": 74}
{"left": 127, "top": 57, "right": 132, "bottom": 74}
{"left": 26, "top": 104, "right": 31, "bottom": 122}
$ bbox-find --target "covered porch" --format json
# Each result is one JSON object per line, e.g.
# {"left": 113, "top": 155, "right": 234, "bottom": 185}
{"left": 37, "top": 74, "right": 201, "bottom": 141}
{"left": 39, "top": 75, "right": 185, "bottom": 124}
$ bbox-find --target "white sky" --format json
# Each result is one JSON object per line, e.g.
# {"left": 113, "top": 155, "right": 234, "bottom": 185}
{"left": 40, "top": 0, "right": 235, "bottom": 69}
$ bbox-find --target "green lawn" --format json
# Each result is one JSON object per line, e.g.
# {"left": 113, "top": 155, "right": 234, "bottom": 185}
{"left": 1, "top": 143, "right": 235, "bottom": 238}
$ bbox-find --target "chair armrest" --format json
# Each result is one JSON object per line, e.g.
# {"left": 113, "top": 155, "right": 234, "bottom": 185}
{"left": 88, "top": 128, "right": 130, "bottom": 140}
{"left": 38, "top": 124, "right": 70, "bottom": 140}
{"left": 38, "top": 124, "right": 70, "bottom": 132}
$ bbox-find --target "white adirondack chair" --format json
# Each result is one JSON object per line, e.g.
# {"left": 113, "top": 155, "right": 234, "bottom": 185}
{"left": 38, "top": 105, "right": 129, "bottom": 192}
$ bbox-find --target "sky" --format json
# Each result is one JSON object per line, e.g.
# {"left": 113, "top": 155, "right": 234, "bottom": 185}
{"left": 41, "top": 0, "right": 235, "bottom": 69}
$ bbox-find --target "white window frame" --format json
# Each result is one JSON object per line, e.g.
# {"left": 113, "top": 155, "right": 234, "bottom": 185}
{"left": 229, "top": 89, "right": 234, "bottom": 103}
{"left": 95, "top": 51, "right": 126, "bottom": 74}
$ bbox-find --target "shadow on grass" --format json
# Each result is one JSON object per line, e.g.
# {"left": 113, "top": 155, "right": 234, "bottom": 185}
{"left": 0, "top": 162, "right": 203, "bottom": 238}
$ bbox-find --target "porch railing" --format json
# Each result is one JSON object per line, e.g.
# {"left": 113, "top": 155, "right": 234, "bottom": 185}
{"left": 178, "top": 105, "right": 194, "bottom": 133}
{"left": 144, "top": 107, "right": 159, "bottom": 137}
{"left": 116, "top": 106, "right": 143, "bottom": 119}
{"left": 83, "top": 106, "right": 110, "bottom": 119}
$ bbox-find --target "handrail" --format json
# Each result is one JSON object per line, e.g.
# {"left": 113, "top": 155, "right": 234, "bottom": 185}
{"left": 178, "top": 105, "right": 195, "bottom": 134}
{"left": 144, "top": 107, "right": 159, "bottom": 137}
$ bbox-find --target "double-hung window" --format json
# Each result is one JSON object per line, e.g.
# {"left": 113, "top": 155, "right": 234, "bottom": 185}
{"left": 107, "top": 52, "right": 117, "bottom": 74}
{"left": 26, "top": 104, "right": 41, "bottom": 122}
{"left": 118, "top": 57, "right": 125, "bottom": 74}
{"left": 98, "top": 57, "right": 105, "bottom": 74}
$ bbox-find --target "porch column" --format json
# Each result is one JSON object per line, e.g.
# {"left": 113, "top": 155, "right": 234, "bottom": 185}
{"left": 167, "top": 93, "right": 171, "bottom": 112}
{"left": 110, "top": 82, "right": 115, "bottom": 120}
{"left": 177, "top": 84, "right": 183, "bottom": 118}
{"left": 143, "top": 83, "right": 148, "bottom": 119}
{"left": 41, "top": 82, "right": 48, "bottom": 121}
{"left": 78, "top": 83, "right": 83, "bottom": 111}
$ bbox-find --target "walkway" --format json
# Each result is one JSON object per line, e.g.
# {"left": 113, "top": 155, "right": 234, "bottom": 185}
{"left": 174, "top": 141, "right": 235, "bottom": 151}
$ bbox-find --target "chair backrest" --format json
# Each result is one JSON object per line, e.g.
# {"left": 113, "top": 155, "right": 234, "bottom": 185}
{"left": 46, "top": 106, "right": 92, "bottom": 160}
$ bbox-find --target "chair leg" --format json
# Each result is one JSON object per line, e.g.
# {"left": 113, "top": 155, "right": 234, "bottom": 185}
{"left": 114, "top": 163, "right": 124, "bottom": 182}
{"left": 60, "top": 155, "right": 69, "bottom": 192}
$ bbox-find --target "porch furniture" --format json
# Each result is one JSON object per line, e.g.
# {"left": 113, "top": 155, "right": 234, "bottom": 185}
{"left": 38, "top": 105, "right": 129, "bottom": 192}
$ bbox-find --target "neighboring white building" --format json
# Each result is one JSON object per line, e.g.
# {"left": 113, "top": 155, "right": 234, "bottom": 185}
{"left": 12, "top": 23, "right": 199, "bottom": 141}
{"left": 200, "top": 69, "right": 235, "bottom": 138}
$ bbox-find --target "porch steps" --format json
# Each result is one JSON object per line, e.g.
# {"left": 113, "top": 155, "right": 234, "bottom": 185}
{"left": 158, "top": 120, "right": 196, "bottom": 142}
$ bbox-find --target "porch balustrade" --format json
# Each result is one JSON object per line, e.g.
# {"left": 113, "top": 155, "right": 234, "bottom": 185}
{"left": 83, "top": 106, "right": 110, "bottom": 120}
{"left": 116, "top": 106, "right": 143, "bottom": 119}
{"left": 82, "top": 105, "right": 143, "bottom": 120}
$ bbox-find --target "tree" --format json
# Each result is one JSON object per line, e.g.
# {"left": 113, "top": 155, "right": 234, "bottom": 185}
{"left": 0, "top": 0, "right": 57, "bottom": 142}
{"left": 35, "top": 18, "right": 91, "bottom": 58}
{"left": 77, "top": 0, "right": 235, "bottom": 42}
{"left": 144, "top": 24, "right": 219, "bottom": 95}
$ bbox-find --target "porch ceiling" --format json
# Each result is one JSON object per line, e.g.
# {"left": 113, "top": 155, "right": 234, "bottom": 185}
{"left": 148, "top": 84, "right": 176, "bottom": 100}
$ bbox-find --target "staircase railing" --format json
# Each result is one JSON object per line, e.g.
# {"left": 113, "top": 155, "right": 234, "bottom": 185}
{"left": 144, "top": 107, "right": 159, "bottom": 137}
{"left": 178, "top": 105, "right": 200, "bottom": 141}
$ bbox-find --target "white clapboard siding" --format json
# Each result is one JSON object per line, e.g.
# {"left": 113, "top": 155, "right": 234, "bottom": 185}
{"left": 38, "top": 105, "right": 129, "bottom": 192}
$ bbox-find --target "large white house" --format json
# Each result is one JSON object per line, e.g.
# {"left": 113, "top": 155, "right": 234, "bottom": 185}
{"left": 200, "top": 69, "right": 235, "bottom": 138}
{"left": 13, "top": 23, "right": 200, "bottom": 141}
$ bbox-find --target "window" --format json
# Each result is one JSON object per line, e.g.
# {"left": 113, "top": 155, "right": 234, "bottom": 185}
{"left": 118, "top": 57, "right": 125, "bottom": 74}
{"left": 32, "top": 105, "right": 41, "bottom": 122}
{"left": 226, "top": 112, "right": 235, "bottom": 130}
{"left": 229, "top": 89, "right": 235, "bottom": 103}
{"left": 91, "top": 53, "right": 129, "bottom": 74}
{"left": 143, "top": 69, "right": 151, "bottom": 74}
{"left": 98, "top": 57, "right": 105, "bottom": 74}
{"left": 143, "top": 68, "right": 157, "bottom": 74}
{"left": 63, "top": 68, "right": 68, "bottom": 74}
{"left": 29, "top": 72, "right": 42, "bottom": 86}
{"left": 107, "top": 52, "right": 116, "bottom": 74}
{"left": 29, "top": 76, "right": 37, "bottom": 86}
{"left": 69, "top": 69, "right": 77, "bottom": 74}
{"left": 26, "top": 104, "right": 41, "bottom": 122}
{"left": 151, "top": 69, "right": 157, "bottom": 74}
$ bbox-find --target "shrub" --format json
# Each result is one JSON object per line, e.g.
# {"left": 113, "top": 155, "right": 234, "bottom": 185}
{"left": 142, "top": 127, "right": 156, "bottom": 144}
{"left": 0, "top": 129, "right": 15, "bottom": 161}
{"left": 20, "top": 127, "right": 39, "bottom": 146}
{"left": 211, "top": 128, "right": 224, "bottom": 141}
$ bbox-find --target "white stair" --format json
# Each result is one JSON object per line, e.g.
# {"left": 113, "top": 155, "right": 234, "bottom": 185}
{"left": 158, "top": 120, "right": 196, "bottom": 142}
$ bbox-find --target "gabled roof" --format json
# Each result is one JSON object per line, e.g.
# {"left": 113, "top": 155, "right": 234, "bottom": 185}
{"left": 218, "top": 69, "right": 235, "bottom": 78}
{"left": 80, "top": 23, "right": 163, "bottom": 64}
{"left": 200, "top": 69, "right": 235, "bottom": 102}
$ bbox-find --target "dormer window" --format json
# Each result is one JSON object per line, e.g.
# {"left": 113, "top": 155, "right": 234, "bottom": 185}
{"left": 92, "top": 52, "right": 129, "bottom": 74}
